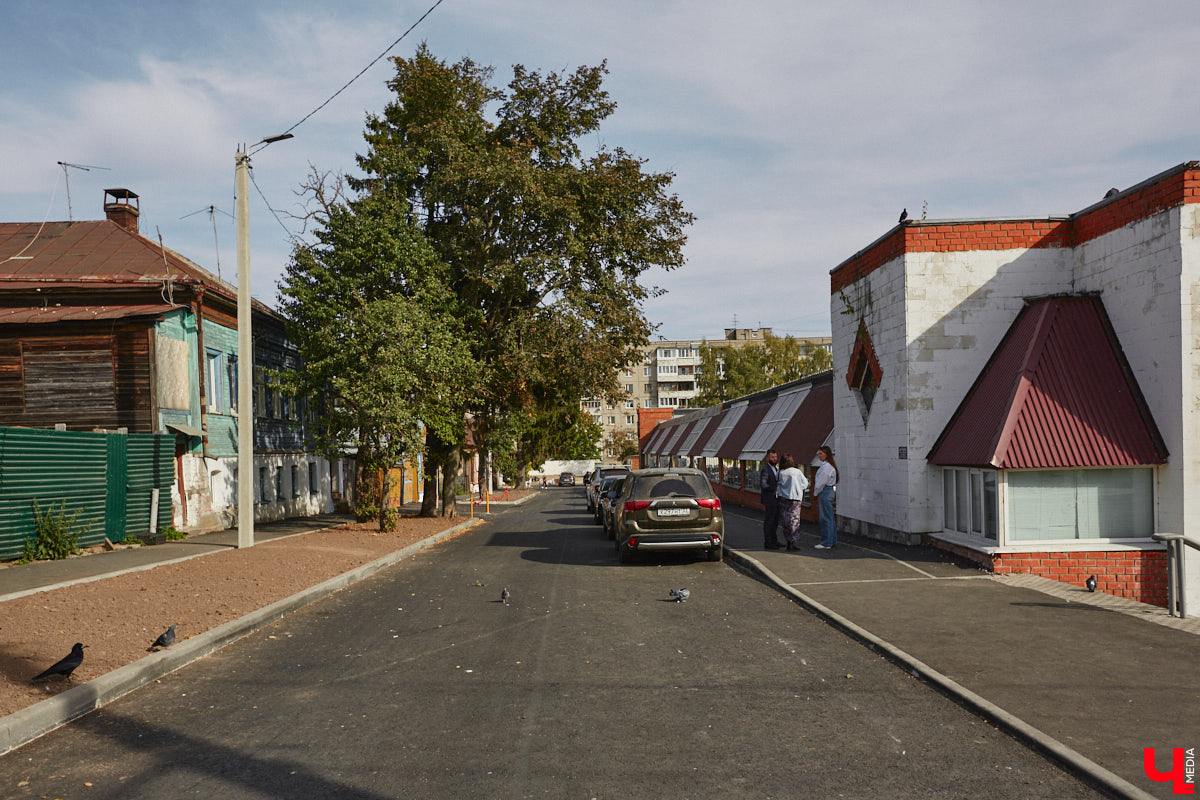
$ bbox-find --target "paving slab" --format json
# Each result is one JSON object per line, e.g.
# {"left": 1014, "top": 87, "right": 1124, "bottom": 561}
{"left": 722, "top": 505, "right": 1199, "bottom": 800}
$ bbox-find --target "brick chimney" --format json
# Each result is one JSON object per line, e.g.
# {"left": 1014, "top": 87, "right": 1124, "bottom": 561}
{"left": 103, "top": 188, "right": 140, "bottom": 233}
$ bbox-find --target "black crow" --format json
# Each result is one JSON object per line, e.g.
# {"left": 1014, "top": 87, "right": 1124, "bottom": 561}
{"left": 32, "top": 643, "right": 86, "bottom": 682}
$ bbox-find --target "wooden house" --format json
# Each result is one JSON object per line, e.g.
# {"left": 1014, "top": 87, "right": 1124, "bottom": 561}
{"left": 0, "top": 189, "right": 340, "bottom": 532}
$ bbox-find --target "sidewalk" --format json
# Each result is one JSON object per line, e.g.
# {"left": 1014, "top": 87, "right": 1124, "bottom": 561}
{"left": 0, "top": 514, "right": 356, "bottom": 602}
{"left": 721, "top": 506, "right": 1199, "bottom": 800}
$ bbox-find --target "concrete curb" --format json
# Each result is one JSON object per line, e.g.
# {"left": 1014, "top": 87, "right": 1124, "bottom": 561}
{"left": 0, "top": 517, "right": 483, "bottom": 757}
{"left": 725, "top": 547, "right": 1155, "bottom": 800}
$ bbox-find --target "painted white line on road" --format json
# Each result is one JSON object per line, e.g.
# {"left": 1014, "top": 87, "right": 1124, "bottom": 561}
{"left": 788, "top": 576, "right": 992, "bottom": 587}
{"left": 725, "top": 508, "right": 939, "bottom": 579}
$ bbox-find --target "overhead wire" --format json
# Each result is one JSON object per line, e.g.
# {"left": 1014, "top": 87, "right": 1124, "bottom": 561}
{"left": 248, "top": 166, "right": 302, "bottom": 245}
{"left": 2, "top": 169, "right": 62, "bottom": 265}
{"left": 242, "top": 0, "right": 449, "bottom": 247}
{"left": 251, "top": 0, "right": 447, "bottom": 154}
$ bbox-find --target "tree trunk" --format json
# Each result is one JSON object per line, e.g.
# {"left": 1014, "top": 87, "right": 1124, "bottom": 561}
{"left": 419, "top": 467, "right": 438, "bottom": 517}
{"left": 378, "top": 467, "right": 392, "bottom": 533}
{"left": 440, "top": 446, "right": 459, "bottom": 518}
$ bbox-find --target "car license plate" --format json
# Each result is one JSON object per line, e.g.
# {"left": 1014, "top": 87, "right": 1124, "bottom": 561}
{"left": 656, "top": 508, "right": 690, "bottom": 517}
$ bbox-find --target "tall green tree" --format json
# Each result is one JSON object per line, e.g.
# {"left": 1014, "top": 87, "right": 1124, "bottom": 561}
{"left": 353, "top": 45, "right": 692, "bottom": 514}
{"left": 695, "top": 335, "right": 832, "bottom": 405}
{"left": 278, "top": 189, "right": 477, "bottom": 530}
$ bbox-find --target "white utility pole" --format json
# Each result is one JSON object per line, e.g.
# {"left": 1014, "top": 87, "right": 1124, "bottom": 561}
{"left": 235, "top": 149, "right": 255, "bottom": 549}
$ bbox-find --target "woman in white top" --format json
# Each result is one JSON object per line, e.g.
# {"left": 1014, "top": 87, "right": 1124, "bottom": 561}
{"left": 813, "top": 446, "right": 839, "bottom": 549}
{"left": 775, "top": 454, "right": 810, "bottom": 551}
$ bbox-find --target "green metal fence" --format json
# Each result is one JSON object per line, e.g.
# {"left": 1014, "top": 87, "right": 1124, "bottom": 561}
{"left": 0, "top": 426, "right": 176, "bottom": 559}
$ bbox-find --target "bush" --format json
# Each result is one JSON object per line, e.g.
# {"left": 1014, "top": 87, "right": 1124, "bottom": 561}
{"left": 160, "top": 525, "right": 187, "bottom": 541}
{"left": 20, "top": 499, "right": 89, "bottom": 563}
{"left": 353, "top": 504, "right": 398, "bottom": 531}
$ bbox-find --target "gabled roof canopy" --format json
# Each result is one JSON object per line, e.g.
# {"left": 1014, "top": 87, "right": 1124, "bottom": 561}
{"left": 927, "top": 295, "right": 1167, "bottom": 469}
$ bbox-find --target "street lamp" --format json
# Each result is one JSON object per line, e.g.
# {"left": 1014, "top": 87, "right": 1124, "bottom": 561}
{"left": 235, "top": 133, "right": 293, "bottom": 549}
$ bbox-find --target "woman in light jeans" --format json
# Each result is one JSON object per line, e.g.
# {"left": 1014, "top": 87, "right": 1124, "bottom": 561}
{"left": 813, "top": 446, "right": 839, "bottom": 549}
{"left": 775, "top": 454, "right": 809, "bottom": 551}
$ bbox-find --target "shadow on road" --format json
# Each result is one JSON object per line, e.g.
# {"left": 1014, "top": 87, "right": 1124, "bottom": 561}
{"left": 72, "top": 711, "right": 394, "bottom": 800}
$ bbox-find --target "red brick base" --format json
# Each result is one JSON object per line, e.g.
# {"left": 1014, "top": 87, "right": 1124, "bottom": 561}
{"left": 929, "top": 540, "right": 1168, "bottom": 607}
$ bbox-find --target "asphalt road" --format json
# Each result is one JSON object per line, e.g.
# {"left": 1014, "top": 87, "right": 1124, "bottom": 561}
{"left": 1, "top": 489, "right": 1100, "bottom": 799}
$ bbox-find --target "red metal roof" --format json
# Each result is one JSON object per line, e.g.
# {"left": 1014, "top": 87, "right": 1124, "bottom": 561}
{"left": 663, "top": 418, "right": 698, "bottom": 456}
{"left": 715, "top": 400, "right": 771, "bottom": 460}
{"left": 0, "top": 303, "right": 180, "bottom": 324}
{"left": 927, "top": 295, "right": 1167, "bottom": 468}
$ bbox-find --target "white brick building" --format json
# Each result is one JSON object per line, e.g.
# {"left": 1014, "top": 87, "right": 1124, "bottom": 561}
{"left": 828, "top": 162, "right": 1200, "bottom": 606}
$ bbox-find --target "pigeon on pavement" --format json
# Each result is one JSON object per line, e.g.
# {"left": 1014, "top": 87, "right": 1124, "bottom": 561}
{"left": 669, "top": 588, "right": 690, "bottom": 603}
{"left": 1086, "top": 575, "right": 1097, "bottom": 592}
{"left": 148, "top": 624, "right": 176, "bottom": 652}
{"left": 501, "top": 587, "right": 510, "bottom": 605}
{"left": 32, "top": 643, "right": 87, "bottom": 682}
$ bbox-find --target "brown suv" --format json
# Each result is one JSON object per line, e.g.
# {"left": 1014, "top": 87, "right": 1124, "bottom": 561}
{"left": 613, "top": 468, "right": 723, "bottom": 564}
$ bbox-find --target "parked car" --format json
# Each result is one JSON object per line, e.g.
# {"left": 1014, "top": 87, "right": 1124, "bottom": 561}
{"left": 586, "top": 465, "right": 630, "bottom": 512}
{"left": 559, "top": 472, "right": 576, "bottom": 486}
{"left": 594, "top": 474, "right": 625, "bottom": 525}
{"left": 599, "top": 475, "right": 628, "bottom": 539}
{"left": 613, "top": 468, "right": 723, "bottom": 564}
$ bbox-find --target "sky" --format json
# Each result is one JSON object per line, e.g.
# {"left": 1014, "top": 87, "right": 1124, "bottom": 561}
{"left": 2, "top": 1, "right": 1198, "bottom": 341}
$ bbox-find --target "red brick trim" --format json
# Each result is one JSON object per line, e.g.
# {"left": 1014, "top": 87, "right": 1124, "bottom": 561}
{"left": 927, "top": 540, "right": 1168, "bottom": 607}
{"left": 831, "top": 164, "right": 1200, "bottom": 294}
{"left": 846, "top": 320, "right": 882, "bottom": 390}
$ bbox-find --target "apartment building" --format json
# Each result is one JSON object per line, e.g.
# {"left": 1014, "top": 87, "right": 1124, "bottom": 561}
{"left": 585, "top": 328, "right": 832, "bottom": 459}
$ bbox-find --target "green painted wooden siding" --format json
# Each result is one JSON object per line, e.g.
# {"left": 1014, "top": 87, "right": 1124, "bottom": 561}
{"left": 0, "top": 426, "right": 175, "bottom": 558}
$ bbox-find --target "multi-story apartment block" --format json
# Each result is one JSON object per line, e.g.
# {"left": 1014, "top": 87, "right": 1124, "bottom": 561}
{"left": 586, "top": 328, "right": 832, "bottom": 459}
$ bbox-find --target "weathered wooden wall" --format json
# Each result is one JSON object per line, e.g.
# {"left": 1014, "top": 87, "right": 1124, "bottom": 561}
{"left": 0, "top": 323, "right": 154, "bottom": 431}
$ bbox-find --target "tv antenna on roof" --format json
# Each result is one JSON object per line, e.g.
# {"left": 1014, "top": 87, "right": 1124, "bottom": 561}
{"left": 57, "top": 161, "right": 110, "bottom": 222}
{"left": 181, "top": 205, "right": 234, "bottom": 282}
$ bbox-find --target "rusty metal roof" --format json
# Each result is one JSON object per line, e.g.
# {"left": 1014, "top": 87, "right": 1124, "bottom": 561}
{"left": 0, "top": 220, "right": 243, "bottom": 306}
{"left": 927, "top": 295, "right": 1167, "bottom": 469}
{"left": 0, "top": 303, "right": 181, "bottom": 324}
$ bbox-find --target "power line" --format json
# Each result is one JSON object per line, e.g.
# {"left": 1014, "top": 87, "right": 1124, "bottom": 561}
{"left": 267, "top": 0, "right": 447, "bottom": 146}
{"left": 248, "top": 167, "right": 300, "bottom": 245}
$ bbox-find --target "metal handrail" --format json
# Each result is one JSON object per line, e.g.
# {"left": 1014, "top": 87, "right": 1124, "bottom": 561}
{"left": 1152, "top": 533, "right": 1200, "bottom": 618}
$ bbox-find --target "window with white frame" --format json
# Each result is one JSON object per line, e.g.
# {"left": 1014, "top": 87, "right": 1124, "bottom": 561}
{"left": 625, "top": 384, "right": 633, "bottom": 393}
{"left": 1007, "top": 468, "right": 1152, "bottom": 541}
{"left": 626, "top": 415, "right": 635, "bottom": 424}
{"left": 658, "top": 364, "right": 678, "bottom": 375}
{"left": 206, "top": 350, "right": 222, "bottom": 413}
{"left": 658, "top": 348, "right": 676, "bottom": 358}
{"left": 583, "top": 400, "right": 601, "bottom": 409}
{"left": 942, "top": 467, "right": 998, "bottom": 541}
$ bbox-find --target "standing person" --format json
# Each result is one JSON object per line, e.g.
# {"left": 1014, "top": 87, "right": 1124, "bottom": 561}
{"left": 759, "top": 449, "right": 782, "bottom": 549}
{"left": 775, "top": 454, "right": 810, "bottom": 551}
{"left": 813, "top": 446, "right": 839, "bottom": 549}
